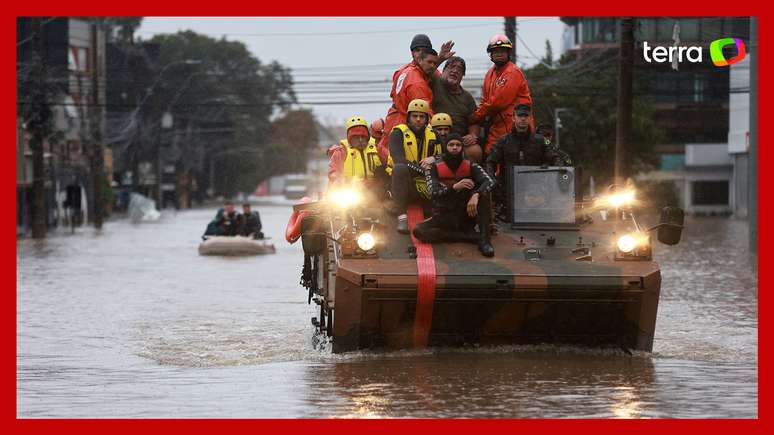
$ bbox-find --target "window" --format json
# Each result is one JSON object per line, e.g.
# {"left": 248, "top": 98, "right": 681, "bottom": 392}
{"left": 582, "top": 18, "right": 618, "bottom": 43}
{"left": 692, "top": 181, "right": 729, "bottom": 205}
{"left": 655, "top": 73, "right": 677, "bottom": 103}
{"left": 574, "top": 23, "right": 580, "bottom": 45}
{"left": 693, "top": 75, "right": 705, "bottom": 103}
{"left": 511, "top": 167, "right": 576, "bottom": 225}
{"left": 637, "top": 19, "right": 656, "bottom": 41}
{"left": 660, "top": 154, "right": 685, "bottom": 171}
{"left": 656, "top": 18, "right": 676, "bottom": 42}
{"left": 679, "top": 19, "right": 700, "bottom": 42}
{"left": 68, "top": 46, "right": 89, "bottom": 72}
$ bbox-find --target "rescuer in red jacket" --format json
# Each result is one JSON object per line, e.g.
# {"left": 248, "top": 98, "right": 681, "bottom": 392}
{"left": 470, "top": 34, "right": 533, "bottom": 155}
{"left": 376, "top": 35, "right": 455, "bottom": 161}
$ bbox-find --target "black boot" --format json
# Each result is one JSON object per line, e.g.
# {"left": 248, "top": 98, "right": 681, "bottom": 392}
{"left": 478, "top": 240, "right": 495, "bottom": 257}
{"left": 478, "top": 211, "right": 494, "bottom": 257}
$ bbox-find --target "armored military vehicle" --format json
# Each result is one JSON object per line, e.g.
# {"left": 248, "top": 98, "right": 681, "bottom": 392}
{"left": 288, "top": 166, "right": 684, "bottom": 353}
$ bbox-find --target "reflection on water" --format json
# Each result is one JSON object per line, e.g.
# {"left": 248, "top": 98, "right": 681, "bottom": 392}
{"left": 17, "top": 210, "right": 757, "bottom": 418}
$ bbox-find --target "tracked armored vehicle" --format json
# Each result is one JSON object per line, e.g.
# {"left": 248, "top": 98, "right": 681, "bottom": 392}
{"left": 289, "top": 166, "right": 684, "bottom": 353}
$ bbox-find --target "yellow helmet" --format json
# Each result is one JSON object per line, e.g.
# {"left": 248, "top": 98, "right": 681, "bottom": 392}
{"left": 345, "top": 115, "right": 368, "bottom": 131}
{"left": 407, "top": 99, "right": 430, "bottom": 115}
{"left": 431, "top": 113, "right": 452, "bottom": 127}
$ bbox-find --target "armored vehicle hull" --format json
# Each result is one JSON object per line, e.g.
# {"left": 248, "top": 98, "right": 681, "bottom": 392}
{"left": 296, "top": 166, "right": 682, "bottom": 353}
{"left": 315, "top": 210, "right": 660, "bottom": 353}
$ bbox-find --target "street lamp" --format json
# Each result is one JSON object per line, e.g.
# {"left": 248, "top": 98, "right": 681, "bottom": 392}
{"left": 554, "top": 108, "right": 569, "bottom": 149}
{"left": 157, "top": 111, "right": 174, "bottom": 209}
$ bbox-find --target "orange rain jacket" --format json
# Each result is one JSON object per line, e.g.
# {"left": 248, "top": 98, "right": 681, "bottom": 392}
{"left": 376, "top": 62, "right": 434, "bottom": 162}
{"left": 470, "top": 61, "right": 532, "bottom": 153}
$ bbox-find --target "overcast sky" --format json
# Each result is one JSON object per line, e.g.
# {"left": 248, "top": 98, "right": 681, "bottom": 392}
{"left": 138, "top": 17, "right": 565, "bottom": 126}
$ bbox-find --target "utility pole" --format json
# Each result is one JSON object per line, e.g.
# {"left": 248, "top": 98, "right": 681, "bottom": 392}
{"left": 90, "top": 23, "right": 104, "bottom": 229}
{"left": 615, "top": 18, "right": 635, "bottom": 184}
{"left": 29, "top": 17, "right": 50, "bottom": 239}
{"left": 504, "top": 17, "right": 517, "bottom": 63}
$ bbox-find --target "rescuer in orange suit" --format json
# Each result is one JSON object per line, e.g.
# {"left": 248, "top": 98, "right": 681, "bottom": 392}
{"left": 370, "top": 118, "right": 385, "bottom": 144}
{"left": 469, "top": 34, "right": 533, "bottom": 155}
{"left": 376, "top": 35, "right": 455, "bottom": 161}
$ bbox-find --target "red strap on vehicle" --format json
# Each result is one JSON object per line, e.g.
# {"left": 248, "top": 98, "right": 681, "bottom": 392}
{"left": 407, "top": 205, "right": 436, "bottom": 348}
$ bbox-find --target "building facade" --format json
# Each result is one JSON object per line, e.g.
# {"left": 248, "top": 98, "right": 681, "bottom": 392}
{"left": 17, "top": 17, "right": 107, "bottom": 232}
{"left": 560, "top": 17, "right": 751, "bottom": 214}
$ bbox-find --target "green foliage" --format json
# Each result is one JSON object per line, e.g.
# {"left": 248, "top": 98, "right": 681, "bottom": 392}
{"left": 141, "top": 31, "right": 301, "bottom": 197}
{"left": 267, "top": 109, "right": 320, "bottom": 176}
{"left": 525, "top": 49, "right": 664, "bottom": 186}
{"left": 543, "top": 39, "right": 553, "bottom": 66}
{"left": 77, "top": 17, "right": 143, "bottom": 44}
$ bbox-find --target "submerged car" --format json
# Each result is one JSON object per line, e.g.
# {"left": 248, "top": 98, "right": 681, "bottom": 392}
{"left": 288, "top": 166, "right": 684, "bottom": 353}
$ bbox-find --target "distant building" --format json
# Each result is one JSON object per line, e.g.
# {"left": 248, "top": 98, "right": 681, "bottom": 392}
{"left": 560, "top": 17, "right": 750, "bottom": 214}
{"left": 16, "top": 17, "right": 106, "bottom": 231}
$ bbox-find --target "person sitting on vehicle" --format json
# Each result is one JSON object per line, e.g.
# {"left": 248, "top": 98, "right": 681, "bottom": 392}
{"left": 239, "top": 203, "right": 264, "bottom": 239}
{"left": 327, "top": 115, "right": 389, "bottom": 196}
{"left": 387, "top": 98, "right": 442, "bottom": 234}
{"left": 431, "top": 112, "right": 453, "bottom": 145}
{"left": 431, "top": 112, "right": 482, "bottom": 164}
{"left": 486, "top": 104, "right": 571, "bottom": 221}
{"left": 429, "top": 56, "right": 483, "bottom": 163}
{"left": 370, "top": 118, "right": 385, "bottom": 145}
{"left": 377, "top": 47, "right": 443, "bottom": 162}
{"left": 536, "top": 123, "right": 554, "bottom": 145}
{"left": 203, "top": 200, "right": 240, "bottom": 238}
{"left": 413, "top": 133, "right": 496, "bottom": 257}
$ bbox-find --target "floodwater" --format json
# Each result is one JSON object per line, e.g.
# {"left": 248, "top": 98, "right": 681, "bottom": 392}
{"left": 17, "top": 204, "right": 757, "bottom": 418}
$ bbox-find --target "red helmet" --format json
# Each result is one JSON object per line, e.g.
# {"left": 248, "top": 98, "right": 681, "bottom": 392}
{"left": 487, "top": 34, "right": 513, "bottom": 53}
{"left": 370, "top": 118, "right": 384, "bottom": 136}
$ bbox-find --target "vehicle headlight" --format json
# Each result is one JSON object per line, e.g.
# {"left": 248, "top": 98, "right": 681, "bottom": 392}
{"left": 617, "top": 232, "right": 648, "bottom": 253}
{"left": 605, "top": 189, "right": 636, "bottom": 208}
{"left": 617, "top": 235, "right": 638, "bottom": 253}
{"left": 330, "top": 189, "right": 361, "bottom": 209}
{"left": 357, "top": 232, "right": 376, "bottom": 251}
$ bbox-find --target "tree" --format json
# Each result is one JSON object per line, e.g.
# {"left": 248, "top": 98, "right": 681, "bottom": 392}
{"left": 142, "top": 31, "right": 298, "bottom": 198}
{"left": 543, "top": 39, "right": 553, "bottom": 66}
{"left": 74, "top": 17, "right": 143, "bottom": 45}
{"left": 524, "top": 49, "right": 664, "bottom": 187}
{"left": 266, "top": 109, "right": 320, "bottom": 177}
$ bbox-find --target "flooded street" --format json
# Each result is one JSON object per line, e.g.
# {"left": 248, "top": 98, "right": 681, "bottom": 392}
{"left": 17, "top": 205, "right": 757, "bottom": 418}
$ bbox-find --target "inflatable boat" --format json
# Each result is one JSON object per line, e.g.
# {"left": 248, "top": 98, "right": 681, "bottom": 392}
{"left": 198, "top": 236, "right": 276, "bottom": 256}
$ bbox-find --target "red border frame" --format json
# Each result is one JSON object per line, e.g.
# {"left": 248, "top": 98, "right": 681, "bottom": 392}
{"left": 7, "top": 4, "right": 766, "bottom": 433}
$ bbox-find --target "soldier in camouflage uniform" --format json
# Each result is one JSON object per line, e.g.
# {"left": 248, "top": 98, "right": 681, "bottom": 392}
{"left": 486, "top": 104, "right": 572, "bottom": 221}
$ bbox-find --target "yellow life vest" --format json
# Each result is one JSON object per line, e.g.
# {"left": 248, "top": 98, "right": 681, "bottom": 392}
{"left": 394, "top": 124, "right": 440, "bottom": 164}
{"left": 340, "top": 138, "right": 382, "bottom": 181}
{"left": 391, "top": 124, "right": 440, "bottom": 199}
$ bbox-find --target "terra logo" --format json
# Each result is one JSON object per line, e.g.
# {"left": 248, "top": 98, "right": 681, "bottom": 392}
{"left": 709, "top": 38, "right": 747, "bottom": 67}
{"left": 642, "top": 38, "right": 746, "bottom": 67}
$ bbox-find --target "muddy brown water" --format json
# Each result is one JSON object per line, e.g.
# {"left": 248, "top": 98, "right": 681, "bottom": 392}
{"left": 17, "top": 205, "right": 757, "bottom": 417}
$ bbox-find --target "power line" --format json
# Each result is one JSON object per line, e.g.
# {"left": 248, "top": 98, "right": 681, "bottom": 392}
{"left": 138, "top": 22, "right": 500, "bottom": 38}
{"left": 16, "top": 17, "right": 61, "bottom": 47}
{"left": 136, "top": 20, "right": 557, "bottom": 39}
